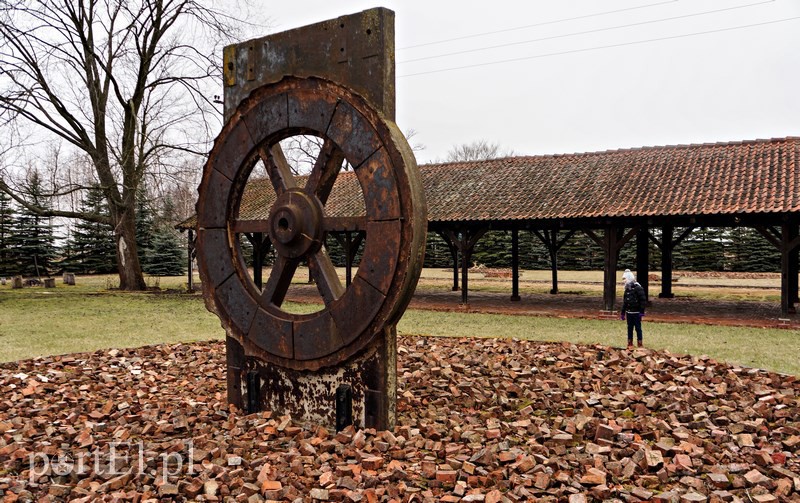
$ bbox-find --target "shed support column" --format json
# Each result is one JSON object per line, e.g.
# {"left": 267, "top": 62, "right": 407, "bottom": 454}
{"left": 636, "top": 227, "right": 650, "bottom": 302}
{"left": 547, "top": 231, "right": 559, "bottom": 295}
{"left": 602, "top": 227, "right": 621, "bottom": 312}
{"left": 445, "top": 228, "right": 487, "bottom": 305}
{"left": 252, "top": 233, "right": 264, "bottom": 289}
{"left": 585, "top": 226, "right": 638, "bottom": 312}
{"left": 511, "top": 228, "right": 520, "bottom": 301}
{"left": 437, "top": 231, "right": 460, "bottom": 291}
{"left": 450, "top": 246, "right": 459, "bottom": 291}
{"left": 461, "top": 240, "right": 470, "bottom": 305}
{"left": 791, "top": 239, "right": 799, "bottom": 306}
{"left": 334, "top": 231, "right": 365, "bottom": 287}
{"left": 245, "top": 233, "right": 272, "bottom": 289}
{"left": 533, "top": 229, "right": 574, "bottom": 295}
{"left": 781, "top": 222, "right": 800, "bottom": 315}
{"left": 659, "top": 225, "right": 675, "bottom": 299}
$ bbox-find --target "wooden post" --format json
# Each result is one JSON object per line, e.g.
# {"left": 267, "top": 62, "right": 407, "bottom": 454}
{"left": 334, "top": 231, "right": 365, "bottom": 287}
{"left": 532, "top": 229, "right": 575, "bottom": 295}
{"left": 659, "top": 225, "right": 675, "bottom": 299}
{"left": 445, "top": 228, "right": 487, "bottom": 305}
{"left": 657, "top": 226, "right": 694, "bottom": 299}
{"left": 780, "top": 222, "right": 800, "bottom": 315}
{"left": 790, "top": 229, "right": 799, "bottom": 307}
{"left": 547, "top": 230, "right": 559, "bottom": 295}
{"left": 584, "top": 226, "right": 638, "bottom": 312}
{"left": 636, "top": 227, "right": 649, "bottom": 301}
{"left": 602, "top": 227, "right": 620, "bottom": 312}
{"left": 461, "top": 234, "right": 470, "bottom": 305}
{"left": 510, "top": 228, "right": 520, "bottom": 301}
{"left": 755, "top": 223, "right": 800, "bottom": 316}
{"left": 436, "top": 231, "right": 460, "bottom": 291}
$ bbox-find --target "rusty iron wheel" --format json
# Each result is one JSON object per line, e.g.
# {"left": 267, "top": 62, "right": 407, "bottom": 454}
{"left": 196, "top": 77, "right": 426, "bottom": 371}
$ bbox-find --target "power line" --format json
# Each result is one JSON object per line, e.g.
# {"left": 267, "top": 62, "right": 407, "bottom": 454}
{"left": 398, "top": 15, "right": 800, "bottom": 78}
{"left": 398, "top": 0, "right": 678, "bottom": 50}
{"left": 399, "top": 0, "right": 774, "bottom": 65}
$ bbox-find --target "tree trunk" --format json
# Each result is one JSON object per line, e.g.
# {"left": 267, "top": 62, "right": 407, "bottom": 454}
{"left": 114, "top": 203, "right": 147, "bottom": 290}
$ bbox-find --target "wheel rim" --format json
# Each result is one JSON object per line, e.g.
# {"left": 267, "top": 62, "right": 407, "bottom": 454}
{"left": 196, "top": 76, "right": 426, "bottom": 370}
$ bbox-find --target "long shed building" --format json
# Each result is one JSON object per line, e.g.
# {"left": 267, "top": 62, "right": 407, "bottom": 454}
{"left": 179, "top": 136, "right": 800, "bottom": 316}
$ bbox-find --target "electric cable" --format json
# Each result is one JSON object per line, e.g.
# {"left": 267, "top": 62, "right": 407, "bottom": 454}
{"left": 399, "top": 0, "right": 774, "bottom": 64}
{"left": 398, "top": 15, "right": 800, "bottom": 78}
{"left": 398, "top": 0, "right": 679, "bottom": 50}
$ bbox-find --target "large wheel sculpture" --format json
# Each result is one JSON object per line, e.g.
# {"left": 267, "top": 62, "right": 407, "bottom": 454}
{"left": 196, "top": 76, "right": 426, "bottom": 372}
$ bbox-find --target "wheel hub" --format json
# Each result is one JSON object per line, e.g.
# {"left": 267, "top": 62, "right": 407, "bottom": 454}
{"left": 268, "top": 188, "right": 324, "bottom": 258}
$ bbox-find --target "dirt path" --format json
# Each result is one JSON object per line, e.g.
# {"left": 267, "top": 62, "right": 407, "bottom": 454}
{"left": 285, "top": 284, "right": 800, "bottom": 329}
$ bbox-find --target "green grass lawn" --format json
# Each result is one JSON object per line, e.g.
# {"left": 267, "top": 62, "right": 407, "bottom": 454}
{"left": 1, "top": 274, "right": 797, "bottom": 376}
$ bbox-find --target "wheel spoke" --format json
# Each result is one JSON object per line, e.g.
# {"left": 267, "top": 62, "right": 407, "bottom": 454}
{"left": 232, "top": 219, "right": 270, "bottom": 233}
{"left": 261, "top": 255, "right": 300, "bottom": 307}
{"left": 305, "top": 139, "right": 345, "bottom": 204}
{"left": 260, "top": 144, "right": 296, "bottom": 194}
{"left": 308, "top": 247, "right": 345, "bottom": 307}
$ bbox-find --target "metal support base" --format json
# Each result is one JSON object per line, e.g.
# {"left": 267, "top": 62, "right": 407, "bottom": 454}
{"left": 227, "top": 328, "right": 397, "bottom": 431}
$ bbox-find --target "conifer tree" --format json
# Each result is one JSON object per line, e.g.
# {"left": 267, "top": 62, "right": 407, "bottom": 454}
{"left": 12, "top": 172, "right": 58, "bottom": 276}
{"left": 143, "top": 225, "right": 185, "bottom": 276}
{"left": 729, "top": 227, "right": 780, "bottom": 272}
{"left": 677, "top": 227, "right": 725, "bottom": 271}
{"left": 423, "top": 232, "right": 454, "bottom": 269}
{"left": 0, "top": 191, "right": 17, "bottom": 276}
{"left": 559, "top": 232, "right": 603, "bottom": 270}
{"left": 135, "top": 191, "right": 157, "bottom": 271}
{"left": 472, "top": 231, "right": 512, "bottom": 268}
{"left": 62, "top": 186, "right": 116, "bottom": 274}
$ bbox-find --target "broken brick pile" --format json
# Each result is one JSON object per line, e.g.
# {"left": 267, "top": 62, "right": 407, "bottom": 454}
{"left": 1, "top": 337, "right": 798, "bottom": 502}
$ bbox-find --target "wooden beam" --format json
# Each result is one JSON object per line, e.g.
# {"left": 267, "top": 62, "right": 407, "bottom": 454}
{"left": 602, "top": 226, "right": 620, "bottom": 312}
{"left": 673, "top": 226, "right": 695, "bottom": 246}
{"left": 323, "top": 216, "right": 367, "bottom": 232}
{"left": 659, "top": 225, "right": 675, "bottom": 298}
{"left": 636, "top": 227, "right": 650, "bottom": 302}
{"left": 532, "top": 229, "right": 565, "bottom": 294}
{"left": 510, "top": 228, "right": 520, "bottom": 301}
{"left": 439, "top": 230, "right": 460, "bottom": 291}
{"left": 781, "top": 222, "right": 799, "bottom": 315}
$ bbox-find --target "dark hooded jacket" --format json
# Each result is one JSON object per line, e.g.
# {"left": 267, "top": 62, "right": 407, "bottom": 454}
{"left": 622, "top": 281, "right": 646, "bottom": 314}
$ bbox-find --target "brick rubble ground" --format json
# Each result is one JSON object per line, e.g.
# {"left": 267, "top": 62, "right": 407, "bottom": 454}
{"left": 1, "top": 337, "right": 799, "bottom": 502}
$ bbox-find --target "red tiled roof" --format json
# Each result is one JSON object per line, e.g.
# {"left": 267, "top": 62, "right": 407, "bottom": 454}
{"left": 423, "top": 137, "right": 800, "bottom": 222}
{"left": 179, "top": 137, "right": 800, "bottom": 229}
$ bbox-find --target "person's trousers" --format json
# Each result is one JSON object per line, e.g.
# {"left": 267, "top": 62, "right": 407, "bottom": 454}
{"left": 626, "top": 312, "right": 643, "bottom": 343}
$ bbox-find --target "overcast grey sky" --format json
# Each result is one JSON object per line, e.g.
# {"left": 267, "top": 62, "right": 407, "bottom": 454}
{"left": 262, "top": 1, "right": 799, "bottom": 163}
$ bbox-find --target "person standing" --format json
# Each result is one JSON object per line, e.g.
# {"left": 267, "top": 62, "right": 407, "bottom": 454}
{"left": 620, "top": 269, "right": 646, "bottom": 349}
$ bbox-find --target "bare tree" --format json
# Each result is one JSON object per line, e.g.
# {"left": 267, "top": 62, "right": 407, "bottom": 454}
{"left": 404, "top": 128, "right": 426, "bottom": 153}
{"left": 0, "top": 0, "right": 244, "bottom": 289}
{"left": 445, "top": 139, "right": 514, "bottom": 162}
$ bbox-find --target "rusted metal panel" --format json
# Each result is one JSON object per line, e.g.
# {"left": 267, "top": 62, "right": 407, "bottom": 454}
{"left": 206, "top": 115, "right": 255, "bottom": 183}
{"left": 196, "top": 170, "right": 233, "bottom": 229}
{"left": 293, "top": 310, "right": 343, "bottom": 361}
{"left": 358, "top": 220, "right": 401, "bottom": 295}
{"left": 326, "top": 100, "right": 383, "bottom": 169}
{"left": 249, "top": 308, "right": 293, "bottom": 360}
{"left": 287, "top": 88, "right": 339, "bottom": 137}
{"left": 195, "top": 229, "right": 234, "bottom": 288}
{"left": 329, "top": 276, "right": 384, "bottom": 347}
{"left": 222, "top": 8, "right": 395, "bottom": 121}
{"left": 215, "top": 274, "right": 258, "bottom": 335}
